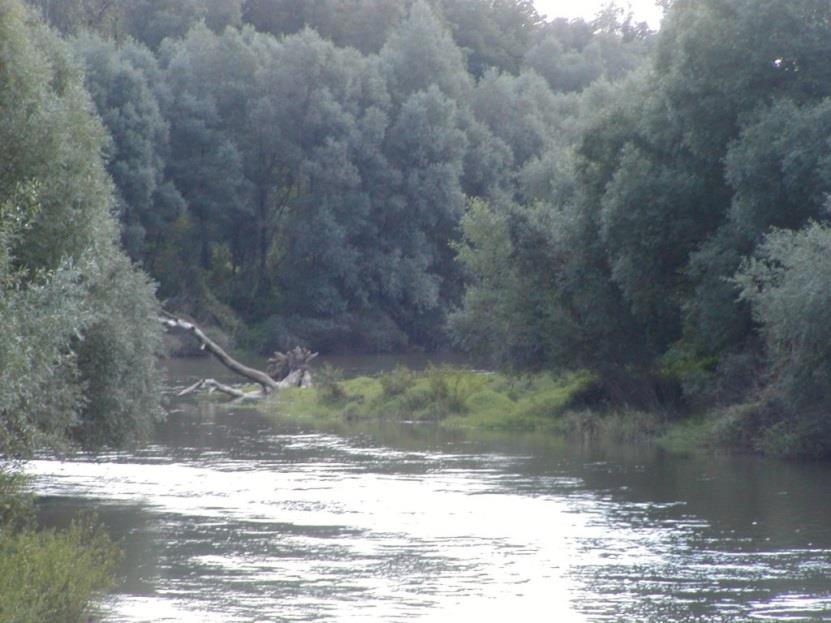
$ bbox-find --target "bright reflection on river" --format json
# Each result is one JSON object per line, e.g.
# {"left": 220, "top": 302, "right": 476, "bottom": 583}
{"left": 28, "top": 366, "right": 831, "bottom": 622}
{"left": 31, "top": 434, "right": 589, "bottom": 622}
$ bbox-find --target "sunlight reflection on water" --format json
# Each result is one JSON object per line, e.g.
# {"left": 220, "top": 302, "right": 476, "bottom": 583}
{"left": 29, "top": 416, "right": 831, "bottom": 622}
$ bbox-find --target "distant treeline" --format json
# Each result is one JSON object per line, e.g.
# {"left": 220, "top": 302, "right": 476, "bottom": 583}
{"left": 26, "top": 0, "right": 652, "bottom": 352}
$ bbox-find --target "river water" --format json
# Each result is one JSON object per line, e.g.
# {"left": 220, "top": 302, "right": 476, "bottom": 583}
{"left": 29, "top": 357, "right": 831, "bottom": 622}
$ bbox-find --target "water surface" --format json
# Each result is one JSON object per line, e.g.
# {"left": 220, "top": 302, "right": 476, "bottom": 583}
{"left": 31, "top": 357, "right": 831, "bottom": 622}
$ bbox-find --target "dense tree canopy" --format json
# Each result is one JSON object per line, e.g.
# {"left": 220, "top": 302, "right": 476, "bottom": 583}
{"left": 453, "top": 0, "right": 831, "bottom": 450}
{"left": 29, "top": 0, "right": 650, "bottom": 353}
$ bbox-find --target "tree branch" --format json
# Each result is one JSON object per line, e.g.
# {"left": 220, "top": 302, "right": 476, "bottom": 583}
{"left": 177, "top": 378, "right": 261, "bottom": 401}
{"left": 161, "top": 312, "right": 279, "bottom": 393}
{"left": 160, "top": 312, "right": 317, "bottom": 400}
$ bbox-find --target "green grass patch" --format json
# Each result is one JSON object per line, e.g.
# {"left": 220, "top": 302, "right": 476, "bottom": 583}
{"left": 272, "top": 366, "right": 616, "bottom": 435}
{"left": 656, "top": 415, "right": 716, "bottom": 455}
{"left": 261, "top": 364, "right": 829, "bottom": 457}
{"left": 269, "top": 365, "right": 769, "bottom": 455}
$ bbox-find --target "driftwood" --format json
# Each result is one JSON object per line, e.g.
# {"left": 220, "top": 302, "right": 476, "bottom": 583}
{"left": 177, "top": 378, "right": 254, "bottom": 401}
{"left": 268, "top": 346, "right": 317, "bottom": 388}
{"left": 160, "top": 311, "right": 317, "bottom": 400}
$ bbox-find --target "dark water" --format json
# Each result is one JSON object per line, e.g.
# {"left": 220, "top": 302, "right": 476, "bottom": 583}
{"left": 30, "top": 357, "right": 831, "bottom": 622}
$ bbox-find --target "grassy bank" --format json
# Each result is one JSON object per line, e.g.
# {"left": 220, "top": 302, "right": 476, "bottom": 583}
{"left": 0, "top": 468, "right": 120, "bottom": 623}
{"left": 272, "top": 366, "right": 693, "bottom": 447}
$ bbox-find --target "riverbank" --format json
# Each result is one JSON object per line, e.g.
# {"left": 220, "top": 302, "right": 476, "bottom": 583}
{"left": 270, "top": 366, "right": 715, "bottom": 452}
{"left": 270, "top": 365, "right": 812, "bottom": 457}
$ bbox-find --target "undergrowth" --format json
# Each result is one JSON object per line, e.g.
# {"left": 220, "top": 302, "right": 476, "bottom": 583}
{"left": 268, "top": 364, "right": 830, "bottom": 457}
{"left": 273, "top": 365, "right": 668, "bottom": 443}
{"left": 0, "top": 468, "right": 120, "bottom": 623}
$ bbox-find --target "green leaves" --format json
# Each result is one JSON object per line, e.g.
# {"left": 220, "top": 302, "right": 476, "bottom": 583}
{"left": 735, "top": 221, "right": 831, "bottom": 409}
{"left": 1, "top": 1, "right": 163, "bottom": 454}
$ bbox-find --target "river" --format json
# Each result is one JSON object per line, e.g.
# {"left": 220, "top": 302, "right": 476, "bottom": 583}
{"left": 29, "top": 357, "right": 831, "bottom": 622}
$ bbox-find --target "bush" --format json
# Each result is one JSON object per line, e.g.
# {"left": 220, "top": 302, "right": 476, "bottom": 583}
{"left": 379, "top": 365, "right": 416, "bottom": 398}
{"left": 316, "top": 364, "right": 347, "bottom": 404}
{"left": 0, "top": 518, "right": 120, "bottom": 623}
{"left": 735, "top": 221, "right": 831, "bottom": 409}
{"left": 424, "top": 365, "right": 484, "bottom": 414}
{"left": 0, "top": 467, "right": 120, "bottom": 623}
{"left": 0, "top": 468, "right": 34, "bottom": 529}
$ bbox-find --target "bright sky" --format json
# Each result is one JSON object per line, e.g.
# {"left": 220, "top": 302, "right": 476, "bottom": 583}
{"left": 534, "top": 0, "right": 665, "bottom": 29}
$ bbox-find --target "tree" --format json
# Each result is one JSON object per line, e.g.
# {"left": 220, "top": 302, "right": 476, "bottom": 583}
{"left": 433, "top": 0, "right": 542, "bottom": 77}
{"left": 450, "top": 197, "right": 558, "bottom": 369}
{"left": 380, "top": 0, "right": 472, "bottom": 104}
{"left": 71, "top": 34, "right": 182, "bottom": 262}
{"left": 732, "top": 221, "right": 831, "bottom": 455}
{"left": 382, "top": 85, "right": 468, "bottom": 336}
{"left": 0, "top": 0, "right": 163, "bottom": 452}
{"left": 243, "top": 0, "right": 406, "bottom": 54}
{"left": 158, "top": 23, "right": 251, "bottom": 309}
{"left": 523, "top": 11, "right": 652, "bottom": 94}
{"left": 471, "top": 69, "right": 562, "bottom": 168}
{"left": 26, "top": 0, "right": 124, "bottom": 37}
{"left": 735, "top": 221, "right": 831, "bottom": 408}
{"left": 121, "top": 0, "right": 243, "bottom": 49}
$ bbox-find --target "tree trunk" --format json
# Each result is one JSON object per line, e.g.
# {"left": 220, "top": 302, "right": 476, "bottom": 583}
{"left": 160, "top": 312, "right": 317, "bottom": 398}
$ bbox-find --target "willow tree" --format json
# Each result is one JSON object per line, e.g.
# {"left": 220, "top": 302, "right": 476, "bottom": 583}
{"left": 0, "top": 0, "right": 163, "bottom": 453}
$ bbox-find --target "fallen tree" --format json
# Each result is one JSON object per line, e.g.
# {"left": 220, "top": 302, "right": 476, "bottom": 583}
{"left": 160, "top": 312, "right": 317, "bottom": 400}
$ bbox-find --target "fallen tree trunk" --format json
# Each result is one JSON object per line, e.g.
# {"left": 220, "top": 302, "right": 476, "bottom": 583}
{"left": 178, "top": 378, "right": 259, "bottom": 401}
{"left": 160, "top": 311, "right": 317, "bottom": 399}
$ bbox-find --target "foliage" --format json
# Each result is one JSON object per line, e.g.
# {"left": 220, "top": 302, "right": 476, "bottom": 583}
{"left": 18, "top": 0, "right": 655, "bottom": 355}
{"left": 0, "top": 0, "right": 164, "bottom": 454}
{"left": 0, "top": 468, "right": 35, "bottom": 530}
{"left": 735, "top": 222, "right": 831, "bottom": 412}
{"left": 379, "top": 365, "right": 416, "bottom": 398}
{"left": 448, "top": 0, "right": 831, "bottom": 454}
{"left": 70, "top": 33, "right": 183, "bottom": 263}
{"left": 0, "top": 466, "right": 120, "bottom": 623}
{"left": 524, "top": 10, "right": 652, "bottom": 93}
{"left": 243, "top": 0, "right": 406, "bottom": 54}
{"left": 0, "top": 505, "right": 119, "bottom": 623}
{"left": 122, "top": 0, "right": 243, "bottom": 48}
{"left": 450, "top": 198, "right": 553, "bottom": 369}
{"left": 315, "top": 364, "right": 347, "bottom": 404}
{"left": 23, "top": 0, "right": 831, "bottom": 456}
{"left": 276, "top": 366, "right": 599, "bottom": 433}
{"left": 434, "top": 0, "right": 543, "bottom": 78}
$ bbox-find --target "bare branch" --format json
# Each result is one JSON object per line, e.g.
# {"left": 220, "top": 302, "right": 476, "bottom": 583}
{"left": 160, "top": 313, "right": 316, "bottom": 400}
{"left": 177, "top": 379, "right": 262, "bottom": 401}
{"left": 161, "top": 315, "right": 279, "bottom": 393}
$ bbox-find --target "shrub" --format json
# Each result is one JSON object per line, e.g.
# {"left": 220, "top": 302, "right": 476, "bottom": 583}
{"left": 379, "top": 366, "right": 416, "bottom": 398}
{"left": 423, "top": 365, "right": 484, "bottom": 414}
{"left": 316, "top": 364, "right": 347, "bottom": 404}
{"left": 0, "top": 518, "right": 120, "bottom": 623}
{"left": 0, "top": 468, "right": 34, "bottom": 529}
{"left": 0, "top": 467, "right": 120, "bottom": 623}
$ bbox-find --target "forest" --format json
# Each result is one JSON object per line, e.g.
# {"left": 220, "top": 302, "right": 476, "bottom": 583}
{"left": 5, "top": 0, "right": 831, "bottom": 456}
{"left": 4, "top": 0, "right": 831, "bottom": 618}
